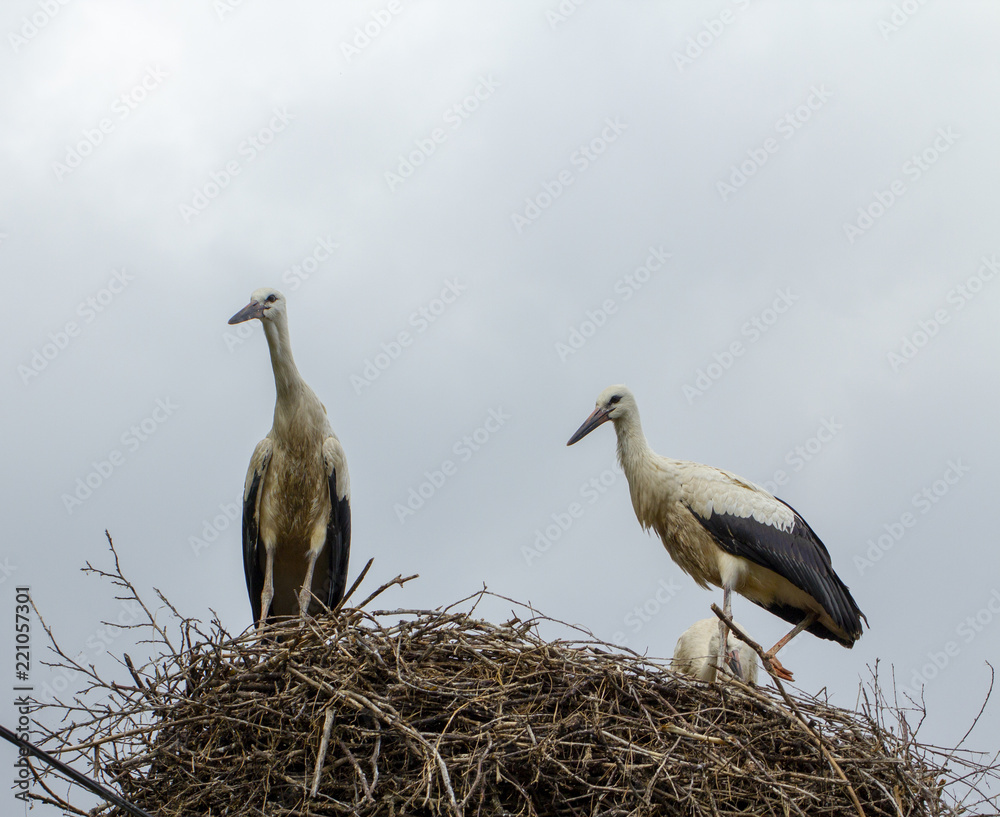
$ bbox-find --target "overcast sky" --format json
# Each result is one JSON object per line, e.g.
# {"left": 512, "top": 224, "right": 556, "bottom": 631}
{"left": 3, "top": 0, "right": 1000, "bottom": 810}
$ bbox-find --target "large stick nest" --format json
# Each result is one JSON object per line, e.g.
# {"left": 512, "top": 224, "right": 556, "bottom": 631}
{"left": 31, "top": 550, "right": 998, "bottom": 817}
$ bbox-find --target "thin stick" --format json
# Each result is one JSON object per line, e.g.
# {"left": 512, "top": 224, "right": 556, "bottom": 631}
{"left": 354, "top": 572, "right": 419, "bottom": 611}
{"left": 310, "top": 708, "right": 336, "bottom": 797}
{"left": 335, "top": 557, "right": 375, "bottom": 612}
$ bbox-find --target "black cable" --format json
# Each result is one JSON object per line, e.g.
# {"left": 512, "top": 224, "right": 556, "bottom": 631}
{"left": 0, "top": 722, "right": 155, "bottom": 817}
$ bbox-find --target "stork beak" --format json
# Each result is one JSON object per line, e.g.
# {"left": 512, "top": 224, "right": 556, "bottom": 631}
{"left": 567, "top": 406, "right": 612, "bottom": 445}
{"left": 228, "top": 300, "right": 264, "bottom": 325}
{"left": 725, "top": 649, "right": 743, "bottom": 679}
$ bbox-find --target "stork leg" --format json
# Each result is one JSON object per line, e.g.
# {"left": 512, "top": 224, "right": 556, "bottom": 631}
{"left": 716, "top": 585, "right": 733, "bottom": 677}
{"left": 298, "top": 548, "right": 322, "bottom": 618}
{"left": 763, "top": 612, "right": 818, "bottom": 682}
{"left": 259, "top": 544, "right": 275, "bottom": 630}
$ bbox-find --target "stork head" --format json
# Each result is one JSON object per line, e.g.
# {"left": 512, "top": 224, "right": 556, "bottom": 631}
{"left": 724, "top": 647, "right": 745, "bottom": 680}
{"left": 228, "top": 288, "right": 287, "bottom": 325}
{"left": 567, "top": 384, "right": 636, "bottom": 445}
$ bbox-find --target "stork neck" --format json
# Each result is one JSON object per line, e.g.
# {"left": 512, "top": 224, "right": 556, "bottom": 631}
{"left": 262, "top": 318, "right": 305, "bottom": 401}
{"left": 614, "top": 413, "right": 654, "bottom": 476}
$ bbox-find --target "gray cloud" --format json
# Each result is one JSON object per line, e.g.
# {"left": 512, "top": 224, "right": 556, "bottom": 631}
{"left": 3, "top": 1, "right": 1000, "bottom": 808}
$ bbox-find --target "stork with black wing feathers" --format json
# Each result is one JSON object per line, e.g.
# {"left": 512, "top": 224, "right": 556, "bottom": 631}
{"left": 568, "top": 385, "right": 866, "bottom": 681}
{"left": 228, "top": 288, "right": 351, "bottom": 629}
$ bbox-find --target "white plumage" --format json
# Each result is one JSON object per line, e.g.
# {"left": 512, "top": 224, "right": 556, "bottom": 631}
{"left": 229, "top": 288, "right": 351, "bottom": 628}
{"left": 567, "top": 385, "right": 866, "bottom": 681}
{"left": 672, "top": 618, "right": 758, "bottom": 684}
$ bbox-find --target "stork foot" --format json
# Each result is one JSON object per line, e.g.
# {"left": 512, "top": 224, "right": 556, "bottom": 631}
{"left": 763, "top": 652, "right": 794, "bottom": 682}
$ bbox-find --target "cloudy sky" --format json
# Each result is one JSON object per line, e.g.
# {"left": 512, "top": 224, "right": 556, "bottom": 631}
{"left": 3, "top": 0, "right": 1000, "bottom": 809}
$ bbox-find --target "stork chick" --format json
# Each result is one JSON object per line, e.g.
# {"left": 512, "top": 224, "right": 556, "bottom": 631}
{"left": 672, "top": 618, "right": 758, "bottom": 684}
{"left": 229, "top": 288, "right": 351, "bottom": 628}
{"left": 567, "top": 385, "right": 866, "bottom": 682}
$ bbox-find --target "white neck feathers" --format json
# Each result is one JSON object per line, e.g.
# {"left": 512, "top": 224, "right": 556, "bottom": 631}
{"left": 262, "top": 316, "right": 305, "bottom": 402}
{"left": 613, "top": 409, "right": 654, "bottom": 476}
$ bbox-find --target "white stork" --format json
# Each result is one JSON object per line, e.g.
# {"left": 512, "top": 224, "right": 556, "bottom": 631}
{"left": 228, "top": 288, "right": 351, "bottom": 628}
{"left": 672, "top": 617, "right": 758, "bottom": 684}
{"left": 567, "top": 385, "right": 866, "bottom": 681}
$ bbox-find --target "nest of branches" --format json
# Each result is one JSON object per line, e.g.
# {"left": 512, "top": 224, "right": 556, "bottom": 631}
{"left": 29, "top": 544, "right": 998, "bottom": 817}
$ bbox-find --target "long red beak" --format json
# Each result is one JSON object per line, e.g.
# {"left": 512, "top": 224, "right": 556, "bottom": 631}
{"left": 567, "top": 406, "right": 611, "bottom": 445}
{"left": 228, "top": 300, "right": 264, "bottom": 325}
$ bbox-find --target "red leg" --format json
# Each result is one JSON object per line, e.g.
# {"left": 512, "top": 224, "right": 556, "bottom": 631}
{"left": 763, "top": 612, "right": 818, "bottom": 682}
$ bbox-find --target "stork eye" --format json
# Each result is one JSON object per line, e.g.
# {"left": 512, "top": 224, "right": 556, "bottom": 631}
{"left": 266, "top": 294, "right": 277, "bottom": 303}
{"left": 608, "top": 395, "right": 622, "bottom": 405}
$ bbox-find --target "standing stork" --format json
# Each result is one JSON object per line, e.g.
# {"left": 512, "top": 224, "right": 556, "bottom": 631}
{"left": 228, "top": 288, "right": 351, "bottom": 628}
{"left": 672, "top": 618, "right": 758, "bottom": 684}
{"left": 567, "top": 385, "right": 866, "bottom": 681}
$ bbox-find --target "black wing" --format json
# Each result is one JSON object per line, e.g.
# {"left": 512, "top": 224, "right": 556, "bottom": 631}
{"left": 242, "top": 469, "right": 264, "bottom": 626}
{"left": 691, "top": 498, "right": 866, "bottom": 645}
{"left": 321, "top": 435, "right": 352, "bottom": 611}
{"left": 324, "top": 465, "right": 351, "bottom": 609}
{"left": 242, "top": 439, "right": 271, "bottom": 627}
